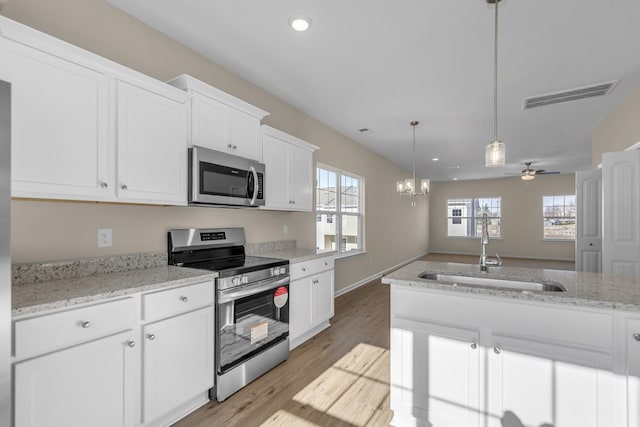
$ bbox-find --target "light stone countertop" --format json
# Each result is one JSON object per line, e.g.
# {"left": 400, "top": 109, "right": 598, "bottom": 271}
{"left": 256, "top": 248, "right": 336, "bottom": 264}
{"left": 382, "top": 261, "right": 640, "bottom": 312}
{"left": 12, "top": 266, "right": 217, "bottom": 317}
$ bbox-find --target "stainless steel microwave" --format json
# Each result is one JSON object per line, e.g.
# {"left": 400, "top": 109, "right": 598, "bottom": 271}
{"left": 188, "top": 146, "right": 265, "bottom": 208}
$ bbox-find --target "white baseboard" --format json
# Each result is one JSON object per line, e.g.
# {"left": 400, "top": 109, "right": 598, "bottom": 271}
{"left": 334, "top": 252, "right": 428, "bottom": 298}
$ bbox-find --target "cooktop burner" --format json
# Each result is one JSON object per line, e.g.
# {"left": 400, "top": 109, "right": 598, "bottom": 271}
{"left": 168, "top": 227, "right": 288, "bottom": 278}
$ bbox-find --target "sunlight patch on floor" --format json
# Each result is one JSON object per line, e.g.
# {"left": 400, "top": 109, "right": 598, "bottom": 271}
{"left": 286, "top": 342, "right": 390, "bottom": 426}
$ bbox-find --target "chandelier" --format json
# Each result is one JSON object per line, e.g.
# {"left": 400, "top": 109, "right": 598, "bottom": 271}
{"left": 396, "top": 121, "right": 430, "bottom": 202}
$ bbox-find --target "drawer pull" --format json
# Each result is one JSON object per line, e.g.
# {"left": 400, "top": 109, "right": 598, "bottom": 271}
{"left": 634, "top": 333, "right": 640, "bottom": 342}
{"left": 99, "top": 182, "right": 108, "bottom": 189}
{"left": 127, "top": 341, "right": 136, "bottom": 348}
{"left": 148, "top": 334, "right": 156, "bottom": 341}
{"left": 81, "top": 321, "right": 91, "bottom": 329}
{"left": 493, "top": 346, "right": 502, "bottom": 354}
{"left": 470, "top": 342, "right": 477, "bottom": 349}
{"left": 324, "top": 261, "right": 328, "bottom": 266}
{"left": 120, "top": 184, "right": 128, "bottom": 190}
{"left": 302, "top": 267, "right": 306, "bottom": 272}
{"left": 181, "top": 296, "right": 188, "bottom": 302}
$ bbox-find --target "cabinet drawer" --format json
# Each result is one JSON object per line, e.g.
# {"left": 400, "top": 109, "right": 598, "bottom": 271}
{"left": 14, "top": 297, "right": 137, "bottom": 360}
{"left": 142, "top": 280, "right": 214, "bottom": 322}
{"left": 290, "top": 256, "right": 334, "bottom": 282}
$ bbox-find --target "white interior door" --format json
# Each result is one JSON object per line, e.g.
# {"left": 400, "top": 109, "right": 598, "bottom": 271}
{"left": 576, "top": 169, "right": 602, "bottom": 272}
{"left": 602, "top": 149, "right": 640, "bottom": 276}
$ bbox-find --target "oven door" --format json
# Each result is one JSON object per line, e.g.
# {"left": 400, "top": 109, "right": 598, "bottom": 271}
{"left": 217, "top": 276, "right": 289, "bottom": 374}
{"left": 189, "top": 146, "right": 265, "bottom": 207}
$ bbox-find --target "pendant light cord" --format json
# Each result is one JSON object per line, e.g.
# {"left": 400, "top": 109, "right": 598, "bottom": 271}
{"left": 412, "top": 123, "right": 417, "bottom": 191}
{"left": 493, "top": 0, "right": 499, "bottom": 142}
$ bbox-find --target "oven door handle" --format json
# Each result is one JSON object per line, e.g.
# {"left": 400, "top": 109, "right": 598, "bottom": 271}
{"left": 218, "top": 276, "right": 289, "bottom": 303}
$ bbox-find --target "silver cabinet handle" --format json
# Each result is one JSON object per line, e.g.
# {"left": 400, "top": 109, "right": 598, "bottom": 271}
{"left": 470, "top": 342, "right": 477, "bottom": 349}
{"left": 127, "top": 341, "right": 136, "bottom": 348}
{"left": 120, "top": 184, "right": 127, "bottom": 190}
{"left": 82, "top": 321, "right": 91, "bottom": 329}
{"left": 181, "top": 296, "right": 188, "bottom": 302}
{"left": 634, "top": 333, "right": 640, "bottom": 341}
{"left": 324, "top": 261, "right": 328, "bottom": 266}
{"left": 232, "top": 145, "right": 237, "bottom": 150}
{"left": 227, "top": 144, "right": 233, "bottom": 149}
{"left": 302, "top": 267, "right": 306, "bottom": 272}
{"left": 100, "top": 182, "right": 108, "bottom": 189}
{"left": 494, "top": 346, "right": 502, "bottom": 354}
{"left": 148, "top": 334, "right": 156, "bottom": 341}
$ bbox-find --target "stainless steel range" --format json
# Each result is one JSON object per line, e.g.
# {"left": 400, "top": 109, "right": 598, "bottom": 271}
{"left": 168, "top": 228, "right": 290, "bottom": 402}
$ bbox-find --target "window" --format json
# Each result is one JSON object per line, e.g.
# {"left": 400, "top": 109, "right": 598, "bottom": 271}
{"left": 447, "top": 197, "right": 501, "bottom": 238}
{"left": 316, "top": 165, "right": 364, "bottom": 254}
{"left": 543, "top": 195, "right": 576, "bottom": 240}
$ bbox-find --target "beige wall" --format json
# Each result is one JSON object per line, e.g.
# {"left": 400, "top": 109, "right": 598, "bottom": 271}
{"left": 429, "top": 174, "right": 575, "bottom": 261}
{"left": 2, "top": 0, "right": 429, "bottom": 292}
{"left": 593, "top": 84, "right": 640, "bottom": 167}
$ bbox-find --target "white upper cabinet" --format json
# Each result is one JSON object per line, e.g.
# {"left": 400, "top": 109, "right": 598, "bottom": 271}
{"left": 9, "top": 41, "right": 111, "bottom": 201}
{"left": 115, "top": 79, "right": 187, "bottom": 205}
{"left": 261, "top": 125, "right": 318, "bottom": 212}
{"left": 167, "top": 74, "right": 269, "bottom": 161}
{"left": 2, "top": 16, "right": 188, "bottom": 205}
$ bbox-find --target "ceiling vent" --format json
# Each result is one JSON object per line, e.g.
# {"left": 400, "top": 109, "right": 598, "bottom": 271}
{"left": 523, "top": 80, "right": 618, "bottom": 110}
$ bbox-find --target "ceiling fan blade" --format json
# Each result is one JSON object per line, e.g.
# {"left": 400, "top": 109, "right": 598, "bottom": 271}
{"left": 538, "top": 171, "right": 561, "bottom": 175}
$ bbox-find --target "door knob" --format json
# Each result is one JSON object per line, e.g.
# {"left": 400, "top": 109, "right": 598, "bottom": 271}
{"left": 494, "top": 346, "right": 502, "bottom": 354}
{"left": 127, "top": 341, "right": 136, "bottom": 348}
{"left": 633, "top": 333, "right": 640, "bottom": 341}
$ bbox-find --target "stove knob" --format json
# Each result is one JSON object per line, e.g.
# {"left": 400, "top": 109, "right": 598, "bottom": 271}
{"left": 279, "top": 267, "right": 286, "bottom": 275}
{"left": 242, "top": 276, "right": 249, "bottom": 284}
{"left": 271, "top": 267, "right": 278, "bottom": 277}
{"left": 232, "top": 277, "right": 241, "bottom": 286}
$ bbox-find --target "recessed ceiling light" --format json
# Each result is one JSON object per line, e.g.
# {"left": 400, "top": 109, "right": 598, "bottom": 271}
{"left": 453, "top": 178, "right": 459, "bottom": 181}
{"left": 432, "top": 158, "right": 439, "bottom": 162}
{"left": 289, "top": 17, "right": 311, "bottom": 32}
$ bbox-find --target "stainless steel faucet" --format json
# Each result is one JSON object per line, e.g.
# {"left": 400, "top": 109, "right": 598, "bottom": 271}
{"left": 479, "top": 213, "right": 501, "bottom": 271}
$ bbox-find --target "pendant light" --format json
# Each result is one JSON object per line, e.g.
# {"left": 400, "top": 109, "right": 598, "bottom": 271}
{"left": 396, "top": 121, "right": 430, "bottom": 203}
{"left": 485, "top": 0, "right": 506, "bottom": 167}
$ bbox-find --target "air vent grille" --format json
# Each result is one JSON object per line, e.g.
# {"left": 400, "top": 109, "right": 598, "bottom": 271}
{"left": 523, "top": 80, "right": 618, "bottom": 109}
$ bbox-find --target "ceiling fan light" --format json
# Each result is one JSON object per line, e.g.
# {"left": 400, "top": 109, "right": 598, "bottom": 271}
{"left": 521, "top": 173, "right": 535, "bottom": 181}
{"left": 485, "top": 140, "right": 505, "bottom": 167}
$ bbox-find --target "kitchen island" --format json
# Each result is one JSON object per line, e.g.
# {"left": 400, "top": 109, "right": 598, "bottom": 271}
{"left": 382, "top": 261, "right": 640, "bottom": 427}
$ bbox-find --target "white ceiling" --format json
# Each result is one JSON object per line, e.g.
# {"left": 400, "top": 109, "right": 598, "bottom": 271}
{"left": 105, "top": 0, "right": 640, "bottom": 182}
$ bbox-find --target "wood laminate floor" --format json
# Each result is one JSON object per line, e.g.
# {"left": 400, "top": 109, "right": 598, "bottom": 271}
{"left": 174, "top": 254, "right": 574, "bottom": 427}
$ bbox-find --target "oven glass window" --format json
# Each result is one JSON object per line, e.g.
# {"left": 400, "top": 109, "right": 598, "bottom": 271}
{"left": 200, "top": 162, "right": 249, "bottom": 198}
{"left": 218, "top": 285, "right": 289, "bottom": 373}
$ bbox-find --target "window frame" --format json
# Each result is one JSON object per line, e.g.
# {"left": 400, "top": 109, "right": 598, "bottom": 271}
{"left": 446, "top": 197, "right": 502, "bottom": 239}
{"left": 542, "top": 194, "right": 576, "bottom": 241}
{"left": 315, "top": 163, "right": 365, "bottom": 257}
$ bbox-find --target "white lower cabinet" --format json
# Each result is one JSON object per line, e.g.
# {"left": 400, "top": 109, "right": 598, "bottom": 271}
{"left": 142, "top": 306, "right": 214, "bottom": 425}
{"left": 391, "top": 319, "right": 480, "bottom": 427}
{"left": 15, "top": 330, "right": 139, "bottom": 427}
{"left": 627, "top": 318, "right": 640, "bottom": 427}
{"left": 487, "top": 335, "right": 616, "bottom": 427}
{"left": 289, "top": 257, "right": 334, "bottom": 349}
{"left": 390, "top": 287, "right": 628, "bottom": 427}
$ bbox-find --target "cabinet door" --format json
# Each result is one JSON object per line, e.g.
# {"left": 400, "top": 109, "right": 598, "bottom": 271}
{"left": 116, "top": 80, "right": 187, "bottom": 205}
{"left": 288, "top": 145, "right": 313, "bottom": 211}
{"left": 191, "top": 92, "right": 230, "bottom": 152}
{"left": 628, "top": 318, "right": 640, "bottom": 427}
{"left": 142, "top": 306, "right": 214, "bottom": 424}
{"left": 487, "top": 335, "right": 618, "bottom": 427}
{"left": 10, "top": 43, "right": 111, "bottom": 200}
{"left": 289, "top": 278, "right": 313, "bottom": 343}
{"left": 262, "top": 133, "right": 290, "bottom": 209}
{"left": 602, "top": 149, "right": 640, "bottom": 277}
{"left": 311, "top": 270, "right": 334, "bottom": 324}
{"left": 230, "top": 109, "right": 261, "bottom": 161}
{"left": 14, "top": 330, "right": 138, "bottom": 427}
{"left": 390, "top": 318, "right": 480, "bottom": 427}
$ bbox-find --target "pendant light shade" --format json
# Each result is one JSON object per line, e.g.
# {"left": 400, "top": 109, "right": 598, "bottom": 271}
{"left": 486, "top": 140, "right": 505, "bottom": 167}
{"left": 485, "top": 0, "right": 506, "bottom": 168}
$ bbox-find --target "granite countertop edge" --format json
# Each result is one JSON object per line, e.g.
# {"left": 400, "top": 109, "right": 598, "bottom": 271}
{"left": 12, "top": 266, "right": 217, "bottom": 317}
{"left": 382, "top": 261, "right": 640, "bottom": 313}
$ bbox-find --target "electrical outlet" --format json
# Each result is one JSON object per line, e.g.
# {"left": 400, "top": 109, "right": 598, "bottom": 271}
{"left": 283, "top": 224, "right": 288, "bottom": 235}
{"left": 97, "top": 228, "right": 112, "bottom": 248}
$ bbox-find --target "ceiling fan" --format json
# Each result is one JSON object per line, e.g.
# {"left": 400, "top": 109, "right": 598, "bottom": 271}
{"left": 506, "top": 162, "right": 560, "bottom": 181}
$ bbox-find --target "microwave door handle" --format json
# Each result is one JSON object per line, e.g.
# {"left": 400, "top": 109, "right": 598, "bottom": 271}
{"left": 249, "top": 165, "right": 259, "bottom": 206}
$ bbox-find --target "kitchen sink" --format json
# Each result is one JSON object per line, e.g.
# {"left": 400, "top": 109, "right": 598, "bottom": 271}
{"left": 418, "top": 272, "right": 567, "bottom": 292}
